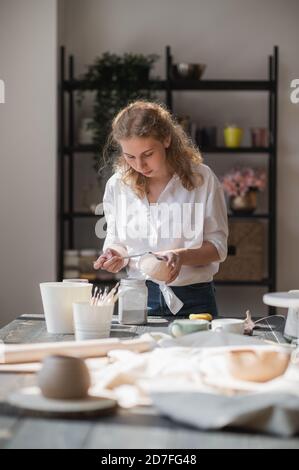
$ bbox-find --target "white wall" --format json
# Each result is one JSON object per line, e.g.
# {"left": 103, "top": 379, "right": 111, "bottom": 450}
{"left": 0, "top": 0, "right": 57, "bottom": 327}
{"left": 59, "top": 0, "right": 299, "bottom": 317}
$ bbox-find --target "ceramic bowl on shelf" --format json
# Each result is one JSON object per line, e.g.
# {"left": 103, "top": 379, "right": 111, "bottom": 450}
{"left": 171, "top": 63, "right": 206, "bottom": 80}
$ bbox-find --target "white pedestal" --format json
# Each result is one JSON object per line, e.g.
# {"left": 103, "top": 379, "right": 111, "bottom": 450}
{"left": 263, "top": 291, "right": 299, "bottom": 341}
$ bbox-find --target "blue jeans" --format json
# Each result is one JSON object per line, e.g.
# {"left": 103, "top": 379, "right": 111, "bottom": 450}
{"left": 146, "top": 280, "right": 219, "bottom": 318}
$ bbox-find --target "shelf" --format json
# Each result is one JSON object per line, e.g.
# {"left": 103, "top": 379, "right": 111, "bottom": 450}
{"left": 215, "top": 279, "right": 271, "bottom": 286}
{"left": 228, "top": 213, "right": 270, "bottom": 219}
{"left": 95, "top": 279, "right": 270, "bottom": 286}
{"left": 202, "top": 147, "right": 272, "bottom": 154}
{"left": 92, "top": 279, "right": 271, "bottom": 287}
{"left": 63, "top": 79, "right": 166, "bottom": 92}
{"left": 63, "top": 212, "right": 271, "bottom": 220}
{"left": 64, "top": 145, "right": 96, "bottom": 154}
{"left": 170, "top": 79, "right": 273, "bottom": 91}
{"left": 63, "top": 145, "right": 272, "bottom": 155}
{"left": 63, "top": 79, "right": 273, "bottom": 92}
{"left": 61, "top": 277, "right": 270, "bottom": 286}
{"left": 63, "top": 212, "right": 99, "bottom": 219}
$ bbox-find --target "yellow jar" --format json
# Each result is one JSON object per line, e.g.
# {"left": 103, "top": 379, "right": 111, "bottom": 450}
{"left": 224, "top": 126, "right": 243, "bottom": 148}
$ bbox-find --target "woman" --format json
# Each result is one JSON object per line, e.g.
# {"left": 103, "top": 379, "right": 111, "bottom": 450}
{"left": 94, "top": 101, "right": 228, "bottom": 317}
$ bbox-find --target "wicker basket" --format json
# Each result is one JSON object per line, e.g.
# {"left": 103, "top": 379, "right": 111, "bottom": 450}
{"left": 214, "top": 220, "right": 266, "bottom": 281}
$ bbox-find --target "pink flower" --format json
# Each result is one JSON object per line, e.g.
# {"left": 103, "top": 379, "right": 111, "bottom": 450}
{"left": 221, "top": 167, "right": 267, "bottom": 197}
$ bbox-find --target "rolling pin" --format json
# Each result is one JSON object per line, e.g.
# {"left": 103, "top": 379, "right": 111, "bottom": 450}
{"left": 1, "top": 337, "right": 154, "bottom": 364}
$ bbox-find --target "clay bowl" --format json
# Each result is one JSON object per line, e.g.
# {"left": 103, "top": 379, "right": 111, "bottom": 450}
{"left": 37, "top": 355, "right": 91, "bottom": 400}
{"left": 138, "top": 253, "right": 171, "bottom": 282}
{"left": 227, "top": 348, "right": 291, "bottom": 383}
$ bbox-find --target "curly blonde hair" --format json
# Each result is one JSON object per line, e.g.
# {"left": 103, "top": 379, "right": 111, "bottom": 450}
{"left": 104, "top": 100, "right": 204, "bottom": 198}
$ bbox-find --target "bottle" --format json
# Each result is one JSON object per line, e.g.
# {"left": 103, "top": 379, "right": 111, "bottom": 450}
{"left": 118, "top": 279, "right": 148, "bottom": 325}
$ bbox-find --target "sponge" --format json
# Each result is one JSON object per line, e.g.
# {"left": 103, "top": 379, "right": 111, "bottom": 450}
{"left": 189, "top": 313, "right": 213, "bottom": 321}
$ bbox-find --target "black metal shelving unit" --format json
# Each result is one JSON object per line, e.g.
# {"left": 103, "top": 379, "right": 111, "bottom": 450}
{"left": 58, "top": 45, "right": 278, "bottom": 314}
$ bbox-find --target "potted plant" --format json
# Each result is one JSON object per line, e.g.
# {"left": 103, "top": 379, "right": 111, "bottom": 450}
{"left": 78, "top": 52, "right": 159, "bottom": 197}
{"left": 82, "top": 52, "right": 159, "bottom": 84}
{"left": 221, "top": 167, "right": 267, "bottom": 214}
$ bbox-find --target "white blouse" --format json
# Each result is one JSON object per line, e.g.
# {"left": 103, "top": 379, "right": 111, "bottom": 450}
{"left": 101, "top": 163, "right": 228, "bottom": 287}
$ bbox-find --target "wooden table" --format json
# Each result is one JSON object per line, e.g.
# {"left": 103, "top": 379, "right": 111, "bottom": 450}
{"left": 0, "top": 314, "right": 298, "bottom": 449}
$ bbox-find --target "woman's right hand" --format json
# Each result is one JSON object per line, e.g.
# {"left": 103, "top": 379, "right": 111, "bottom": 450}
{"left": 93, "top": 248, "right": 125, "bottom": 273}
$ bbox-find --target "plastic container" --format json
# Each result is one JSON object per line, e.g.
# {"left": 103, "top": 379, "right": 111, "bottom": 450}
{"left": 79, "top": 249, "right": 98, "bottom": 281}
{"left": 73, "top": 301, "right": 114, "bottom": 341}
{"left": 64, "top": 250, "right": 79, "bottom": 266}
{"left": 40, "top": 282, "right": 92, "bottom": 334}
{"left": 118, "top": 279, "right": 148, "bottom": 325}
{"left": 64, "top": 250, "right": 80, "bottom": 279}
{"left": 63, "top": 269, "right": 80, "bottom": 279}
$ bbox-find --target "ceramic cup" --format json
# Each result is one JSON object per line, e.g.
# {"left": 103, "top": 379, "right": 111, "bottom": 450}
{"left": 169, "top": 319, "right": 210, "bottom": 337}
{"left": 40, "top": 282, "right": 92, "bottom": 334}
{"left": 37, "top": 355, "right": 91, "bottom": 400}
{"left": 211, "top": 318, "right": 245, "bottom": 335}
{"left": 73, "top": 301, "right": 114, "bottom": 341}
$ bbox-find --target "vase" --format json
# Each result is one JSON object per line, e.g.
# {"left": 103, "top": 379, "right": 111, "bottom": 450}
{"left": 229, "top": 190, "right": 258, "bottom": 214}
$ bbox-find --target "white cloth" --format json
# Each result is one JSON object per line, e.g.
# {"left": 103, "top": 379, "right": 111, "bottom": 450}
{"left": 89, "top": 333, "right": 299, "bottom": 410}
{"left": 101, "top": 164, "right": 228, "bottom": 308}
{"left": 158, "top": 282, "right": 184, "bottom": 315}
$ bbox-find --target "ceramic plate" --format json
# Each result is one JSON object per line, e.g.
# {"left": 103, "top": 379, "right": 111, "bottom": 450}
{"left": 8, "top": 387, "right": 117, "bottom": 416}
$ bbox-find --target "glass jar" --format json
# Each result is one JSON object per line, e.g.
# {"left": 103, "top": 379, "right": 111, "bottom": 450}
{"left": 79, "top": 249, "right": 98, "bottom": 281}
{"left": 64, "top": 250, "right": 79, "bottom": 268}
{"left": 64, "top": 250, "right": 80, "bottom": 278}
{"left": 118, "top": 279, "right": 148, "bottom": 325}
{"left": 63, "top": 268, "right": 80, "bottom": 279}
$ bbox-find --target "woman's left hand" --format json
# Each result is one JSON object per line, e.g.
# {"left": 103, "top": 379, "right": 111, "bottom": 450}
{"left": 156, "top": 251, "right": 182, "bottom": 284}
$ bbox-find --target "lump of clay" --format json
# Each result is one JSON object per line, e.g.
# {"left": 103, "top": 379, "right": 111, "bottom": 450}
{"left": 138, "top": 253, "right": 171, "bottom": 282}
{"left": 227, "top": 349, "right": 290, "bottom": 383}
{"left": 38, "top": 355, "right": 91, "bottom": 399}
